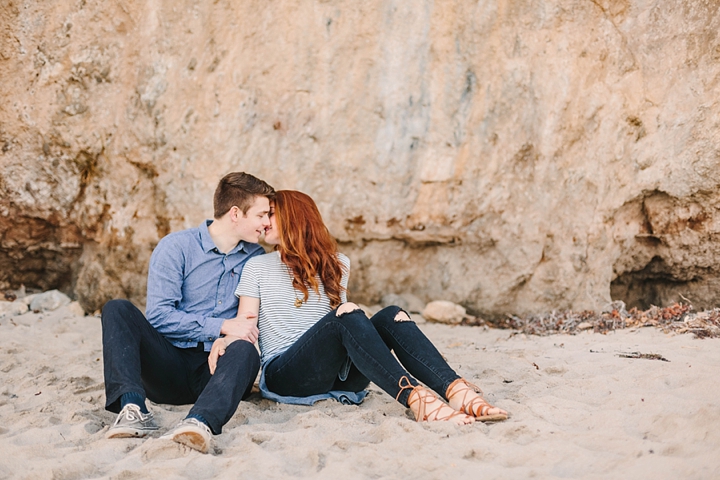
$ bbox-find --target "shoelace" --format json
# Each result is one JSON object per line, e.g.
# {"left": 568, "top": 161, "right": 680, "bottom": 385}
{"left": 119, "top": 405, "right": 147, "bottom": 424}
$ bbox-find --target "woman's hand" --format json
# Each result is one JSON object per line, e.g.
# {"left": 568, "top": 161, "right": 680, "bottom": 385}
{"left": 220, "top": 312, "right": 258, "bottom": 343}
{"left": 209, "top": 336, "right": 239, "bottom": 374}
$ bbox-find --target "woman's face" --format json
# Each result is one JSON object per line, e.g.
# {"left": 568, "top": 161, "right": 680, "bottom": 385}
{"left": 263, "top": 203, "right": 280, "bottom": 245}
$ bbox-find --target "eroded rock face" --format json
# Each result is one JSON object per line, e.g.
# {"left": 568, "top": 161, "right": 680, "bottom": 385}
{"left": 610, "top": 191, "right": 720, "bottom": 310}
{"left": 1, "top": 1, "right": 719, "bottom": 315}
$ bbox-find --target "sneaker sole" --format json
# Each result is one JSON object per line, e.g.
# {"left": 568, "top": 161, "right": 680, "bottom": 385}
{"left": 173, "top": 431, "right": 210, "bottom": 454}
{"left": 106, "top": 427, "right": 158, "bottom": 439}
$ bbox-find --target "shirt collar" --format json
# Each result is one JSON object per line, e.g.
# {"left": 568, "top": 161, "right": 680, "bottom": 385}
{"left": 199, "top": 220, "right": 248, "bottom": 255}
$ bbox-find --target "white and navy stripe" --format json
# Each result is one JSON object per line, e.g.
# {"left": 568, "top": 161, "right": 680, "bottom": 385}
{"left": 235, "top": 251, "right": 349, "bottom": 365}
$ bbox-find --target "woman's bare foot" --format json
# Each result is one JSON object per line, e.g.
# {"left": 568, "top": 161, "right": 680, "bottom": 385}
{"left": 407, "top": 386, "right": 474, "bottom": 425}
{"left": 446, "top": 379, "right": 508, "bottom": 422}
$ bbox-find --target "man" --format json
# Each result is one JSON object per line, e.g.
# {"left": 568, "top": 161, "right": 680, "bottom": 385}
{"left": 101, "top": 172, "right": 274, "bottom": 453}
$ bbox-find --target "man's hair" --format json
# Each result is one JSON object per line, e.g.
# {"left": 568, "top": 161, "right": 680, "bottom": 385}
{"left": 213, "top": 172, "right": 275, "bottom": 218}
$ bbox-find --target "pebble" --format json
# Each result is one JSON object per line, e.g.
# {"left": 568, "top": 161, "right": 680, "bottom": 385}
{"left": 0, "top": 300, "right": 28, "bottom": 318}
{"left": 29, "top": 289, "right": 72, "bottom": 312}
{"left": 62, "top": 301, "right": 86, "bottom": 317}
{"left": 422, "top": 300, "right": 466, "bottom": 325}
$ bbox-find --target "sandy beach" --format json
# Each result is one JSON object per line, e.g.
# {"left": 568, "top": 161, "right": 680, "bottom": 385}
{"left": 1, "top": 306, "right": 719, "bottom": 479}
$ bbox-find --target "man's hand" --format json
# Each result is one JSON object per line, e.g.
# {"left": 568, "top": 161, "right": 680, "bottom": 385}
{"left": 209, "top": 336, "right": 239, "bottom": 374}
{"left": 220, "top": 312, "right": 258, "bottom": 344}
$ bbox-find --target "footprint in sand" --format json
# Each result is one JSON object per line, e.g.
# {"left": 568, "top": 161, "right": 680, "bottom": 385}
{"left": 544, "top": 366, "right": 568, "bottom": 376}
{"left": 49, "top": 464, "right": 99, "bottom": 480}
{"left": 493, "top": 424, "right": 539, "bottom": 446}
{"left": 66, "top": 376, "right": 104, "bottom": 395}
{"left": 249, "top": 432, "right": 274, "bottom": 445}
{"left": 1, "top": 362, "right": 16, "bottom": 373}
{"left": 140, "top": 438, "right": 190, "bottom": 462}
{"left": 463, "top": 448, "right": 494, "bottom": 462}
{"left": 84, "top": 421, "right": 103, "bottom": 434}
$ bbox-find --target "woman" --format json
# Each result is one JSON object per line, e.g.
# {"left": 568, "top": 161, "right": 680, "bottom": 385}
{"left": 209, "top": 190, "right": 507, "bottom": 424}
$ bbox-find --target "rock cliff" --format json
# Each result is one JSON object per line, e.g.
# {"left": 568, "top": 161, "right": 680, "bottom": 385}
{"left": 1, "top": 0, "right": 719, "bottom": 316}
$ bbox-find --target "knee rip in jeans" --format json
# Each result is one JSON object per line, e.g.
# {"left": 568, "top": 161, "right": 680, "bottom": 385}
{"left": 394, "top": 309, "right": 413, "bottom": 322}
{"left": 336, "top": 302, "right": 363, "bottom": 318}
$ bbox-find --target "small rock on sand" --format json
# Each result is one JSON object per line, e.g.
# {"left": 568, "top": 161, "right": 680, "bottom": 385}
{"left": 0, "top": 300, "right": 28, "bottom": 318}
{"left": 422, "top": 300, "right": 466, "bottom": 325}
{"left": 61, "top": 301, "right": 86, "bottom": 317}
{"left": 29, "top": 290, "right": 71, "bottom": 312}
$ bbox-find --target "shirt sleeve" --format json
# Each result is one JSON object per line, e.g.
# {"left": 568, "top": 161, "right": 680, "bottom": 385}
{"left": 340, "top": 254, "right": 350, "bottom": 304}
{"left": 145, "top": 236, "right": 225, "bottom": 343}
{"left": 235, "top": 258, "right": 261, "bottom": 298}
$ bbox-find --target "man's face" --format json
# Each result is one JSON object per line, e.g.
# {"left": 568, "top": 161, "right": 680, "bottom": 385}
{"left": 235, "top": 196, "right": 271, "bottom": 243}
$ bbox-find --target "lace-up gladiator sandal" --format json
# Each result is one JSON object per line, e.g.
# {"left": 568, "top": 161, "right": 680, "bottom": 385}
{"left": 446, "top": 378, "right": 508, "bottom": 422}
{"left": 395, "top": 377, "right": 474, "bottom": 425}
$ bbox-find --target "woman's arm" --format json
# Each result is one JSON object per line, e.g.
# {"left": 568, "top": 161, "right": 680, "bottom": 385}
{"left": 208, "top": 296, "right": 260, "bottom": 374}
{"left": 238, "top": 296, "right": 260, "bottom": 320}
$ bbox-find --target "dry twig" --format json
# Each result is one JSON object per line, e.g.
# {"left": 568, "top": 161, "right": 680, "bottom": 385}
{"left": 485, "top": 303, "right": 720, "bottom": 339}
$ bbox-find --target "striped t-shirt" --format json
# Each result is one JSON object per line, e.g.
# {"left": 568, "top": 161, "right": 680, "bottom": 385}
{"left": 234, "top": 250, "right": 349, "bottom": 365}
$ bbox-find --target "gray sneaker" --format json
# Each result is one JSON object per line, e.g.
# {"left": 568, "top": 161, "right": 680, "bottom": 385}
{"left": 161, "top": 418, "right": 213, "bottom": 454}
{"left": 106, "top": 403, "right": 159, "bottom": 439}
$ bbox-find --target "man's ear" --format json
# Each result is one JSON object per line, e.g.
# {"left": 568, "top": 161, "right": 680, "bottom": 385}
{"left": 229, "top": 205, "right": 241, "bottom": 222}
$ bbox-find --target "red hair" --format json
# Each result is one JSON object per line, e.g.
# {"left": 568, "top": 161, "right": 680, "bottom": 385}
{"left": 274, "top": 190, "right": 346, "bottom": 308}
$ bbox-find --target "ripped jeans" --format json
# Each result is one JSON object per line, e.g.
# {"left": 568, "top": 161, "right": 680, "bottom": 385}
{"left": 263, "top": 305, "right": 461, "bottom": 406}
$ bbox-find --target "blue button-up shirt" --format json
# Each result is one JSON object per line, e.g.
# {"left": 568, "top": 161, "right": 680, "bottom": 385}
{"left": 145, "top": 220, "right": 265, "bottom": 351}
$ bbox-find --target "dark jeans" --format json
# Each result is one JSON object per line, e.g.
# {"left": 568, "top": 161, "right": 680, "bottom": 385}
{"left": 264, "top": 305, "right": 460, "bottom": 406}
{"left": 101, "top": 299, "right": 260, "bottom": 434}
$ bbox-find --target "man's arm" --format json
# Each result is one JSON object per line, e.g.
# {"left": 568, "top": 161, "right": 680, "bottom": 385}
{"left": 145, "top": 237, "right": 225, "bottom": 343}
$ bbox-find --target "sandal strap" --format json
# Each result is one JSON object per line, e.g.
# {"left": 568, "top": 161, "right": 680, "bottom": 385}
{"left": 447, "top": 378, "right": 484, "bottom": 396}
{"left": 407, "top": 385, "right": 470, "bottom": 422}
{"left": 423, "top": 396, "right": 471, "bottom": 422}
{"left": 464, "top": 396, "right": 494, "bottom": 417}
{"left": 395, "top": 375, "right": 415, "bottom": 402}
{"left": 407, "top": 386, "right": 434, "bottom": 422}
{"left": 447, "top": 378, "right": 498, "bottom": 418}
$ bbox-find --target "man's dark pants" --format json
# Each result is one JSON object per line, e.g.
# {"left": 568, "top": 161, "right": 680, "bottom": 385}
{"left": 101, "top": 299, "right": 260, "bottom": 434}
